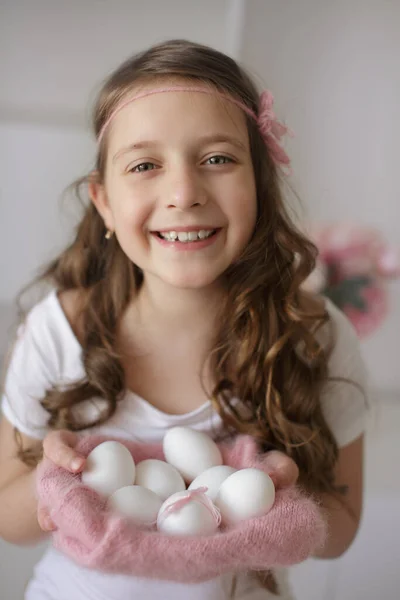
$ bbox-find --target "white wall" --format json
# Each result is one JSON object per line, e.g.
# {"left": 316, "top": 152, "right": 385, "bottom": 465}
{"left": 240, "top": 0, "right": 400, "bottom": 394}
{"left": 0, "top": 0, "right": 233, "bottom": 306}
{"left": 0, "top": 2, "right": 238, "bottom": 599}
{"left": 1, "top": 1, "right": 399, "bottom": 599}
{"left": 290, "top": 390, "right": 400, "bottom": 600}
{"left": 239, "top": 1, "right": 400, "bottom": 598}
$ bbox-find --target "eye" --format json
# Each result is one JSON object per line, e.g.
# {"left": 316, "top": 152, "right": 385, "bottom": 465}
{"left": 129, "top": 162, "right": 157, "bottom": 173}
{"left": 205, "top": 155, "right": 233, "bottom": 165}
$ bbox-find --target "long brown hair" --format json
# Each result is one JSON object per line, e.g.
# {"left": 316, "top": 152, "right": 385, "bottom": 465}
{"left": 16, "top": 38, "right": 340, "bottom": 487}
{"left": 13, "top": 38, "right": 344, "bottom": 595}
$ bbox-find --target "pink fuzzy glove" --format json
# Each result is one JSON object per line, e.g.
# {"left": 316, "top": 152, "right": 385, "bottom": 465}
{"left": 36, "top": 434, "right": 327, "bottom": 583}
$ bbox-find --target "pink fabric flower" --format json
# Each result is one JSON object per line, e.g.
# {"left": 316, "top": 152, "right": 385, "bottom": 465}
{"left": 258, "top": 90, "right": 294, "bottom": 173}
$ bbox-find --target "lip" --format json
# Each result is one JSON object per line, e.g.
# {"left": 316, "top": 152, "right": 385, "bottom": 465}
{"left": 151, "top": 228, "right": 222, "bottom": 251}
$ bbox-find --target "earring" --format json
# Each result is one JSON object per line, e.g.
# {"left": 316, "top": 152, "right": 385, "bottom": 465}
{"left": 105, "top": 229, "right": 113, "bottom": 240}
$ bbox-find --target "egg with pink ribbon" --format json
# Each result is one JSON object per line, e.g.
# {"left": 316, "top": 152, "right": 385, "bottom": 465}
{"left": 157, "top": 488, "right": 221, "bottom": 536}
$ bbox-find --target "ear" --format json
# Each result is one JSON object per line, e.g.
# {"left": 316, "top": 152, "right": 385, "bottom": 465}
{"left": 88, "top": 171, "right": 115, "bottom": 232}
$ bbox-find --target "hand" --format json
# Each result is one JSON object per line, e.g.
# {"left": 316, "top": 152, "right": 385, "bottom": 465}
{"left": 263, "top": 450, "right": 299, "bottom": 490}
{"left": 37, "top": 430, "right": 85, "bottom": 532}
{"left": 219, "top": 435, "right": 299, "bottom": 490}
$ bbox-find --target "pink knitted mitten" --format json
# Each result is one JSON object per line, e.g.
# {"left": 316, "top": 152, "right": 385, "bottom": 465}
{"left": 36, "top": 434, "right": 327, "bottom": 583}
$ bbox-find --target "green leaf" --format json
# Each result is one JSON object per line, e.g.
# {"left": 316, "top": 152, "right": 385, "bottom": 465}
{"left": 323, "top": 276, "right": 372, "bottom": 311}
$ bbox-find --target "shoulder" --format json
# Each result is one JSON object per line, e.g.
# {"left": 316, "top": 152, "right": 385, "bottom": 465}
{"left": 9, "top": 288, "right": 84, "bottom": 378}
{"left": 57, "top": 288, "right": 86, "bottom": 344}
{"left": 23, "top": 289, "right": 81, "bottom": 347}
{"left": 1, "top": 288, "right": 85, "bottom": 439}
{"left": 317, "top": 297, "right": 369, "bottom": 447}
{"left": 319, "top": 297, "right": 366, "bottom": 378}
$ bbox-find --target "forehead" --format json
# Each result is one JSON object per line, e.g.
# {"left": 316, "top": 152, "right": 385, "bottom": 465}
{"left": 106, "top": 87, "right": 249, "bottom": 153}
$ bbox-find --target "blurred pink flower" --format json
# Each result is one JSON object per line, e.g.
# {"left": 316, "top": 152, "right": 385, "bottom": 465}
{"left": 304, "top": 222, "right": 400, "bottom": 338}
{"left": 343, "top": 283, "right": 388, "bottom": 338}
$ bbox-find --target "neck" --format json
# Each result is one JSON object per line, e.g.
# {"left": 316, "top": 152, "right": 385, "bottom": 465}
{"left": 134, "top": 276, "right": 225, "bottom": 333}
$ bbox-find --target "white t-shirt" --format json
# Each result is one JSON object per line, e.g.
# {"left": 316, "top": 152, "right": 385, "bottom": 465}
{"left": 1, "top": 290, "right": 368, "bottom": 600}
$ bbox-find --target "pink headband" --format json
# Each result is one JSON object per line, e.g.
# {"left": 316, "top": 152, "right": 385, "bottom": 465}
{"left": 98, "top": 86, "right": 293, "bottom": 172}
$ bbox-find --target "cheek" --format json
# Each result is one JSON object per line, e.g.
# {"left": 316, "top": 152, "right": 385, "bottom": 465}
{"left": 111, "top": 204, "right": 151, "bottom": 266}
{"left": 107, "top": 181, "right": 151, "bottom": 233}
{"left": 245, "top": 176, "right": 258, "bottom": 229}
{"left": 231, "top": 182, "right": 257, "bottom": 238}
{"left": 115, "top": 204, "right": 150, "bottom": 233}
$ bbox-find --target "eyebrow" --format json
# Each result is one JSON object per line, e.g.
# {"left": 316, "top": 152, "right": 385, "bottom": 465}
{"left": 112, "top": 133, "right": 247, "bottom": 163}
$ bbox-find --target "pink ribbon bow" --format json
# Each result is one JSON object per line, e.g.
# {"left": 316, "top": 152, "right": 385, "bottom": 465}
{"left": 257, "top": 90, "right": 294, "bottom": 173}
{"left": 158, "top": 487, "right": 222, "bottom": 528}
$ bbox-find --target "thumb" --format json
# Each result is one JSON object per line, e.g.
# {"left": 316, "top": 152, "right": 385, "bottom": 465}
{"left": 37, "top": 505, "right": 57, "bottom": 532}
{"left": 261, "top": 450, "right": 299, "bottom": 489}
{"left": 43, "top": 430, "right": 85, "bottom": 473}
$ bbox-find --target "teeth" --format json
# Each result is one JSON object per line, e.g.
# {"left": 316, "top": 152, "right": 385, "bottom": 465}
{"left": 159, "top": 229, "right": 215, "bottom": 242}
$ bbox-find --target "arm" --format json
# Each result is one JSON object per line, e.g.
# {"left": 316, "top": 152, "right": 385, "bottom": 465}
{"left": 314, "top": 435, "right": 364, "bottom": 559}
{"left": 0, "top": 416, "right": 85, "bottom": 544}
{"left": 0, "top": 416, "right": 46, "bottom": 544}
{"left": 0, "top": 290, "right": 87, "bottom": 544}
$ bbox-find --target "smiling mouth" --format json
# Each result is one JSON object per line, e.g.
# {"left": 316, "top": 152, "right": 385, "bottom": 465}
{"left": 153, "top": 229, "right": 218, "bottom": 243}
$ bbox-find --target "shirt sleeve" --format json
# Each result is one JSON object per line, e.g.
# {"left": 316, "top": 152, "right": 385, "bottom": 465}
{"left": 318, "top": 299, "right": 370, "bottom": 448}
{"left": 1, "top": 303, "right": 59, "bottom": 440}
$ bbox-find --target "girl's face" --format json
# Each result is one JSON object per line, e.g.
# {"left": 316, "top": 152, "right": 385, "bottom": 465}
{"left": 90, "top": 85, "right": 257, "bottom": 290}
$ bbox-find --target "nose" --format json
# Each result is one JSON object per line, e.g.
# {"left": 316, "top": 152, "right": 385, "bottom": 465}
{"left": 165, "top": 164, "right": 207, "bottom": 210}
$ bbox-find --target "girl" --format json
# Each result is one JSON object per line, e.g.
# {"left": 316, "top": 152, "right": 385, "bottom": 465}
{"left": 0, "top": 39, "right": 367, "bottom": 599}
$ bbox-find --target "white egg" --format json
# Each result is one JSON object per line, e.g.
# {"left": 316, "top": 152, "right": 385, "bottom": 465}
{"left": 108, "top": 485, "right": 162, "bottom": 527}
{"left": 188, "top": 465, "right": 237, "bottom": 501}
{"left": 163, "top": 427, "right": 223, "bottom": 483}
{"left": 157, "top": 490, "right": 220, "bottom": 536}
{"left": 215, "top": 468, "right": 275, "bottom": 525}
{"left": 81, "top": 441, "right": 136, "bottom": 498}
{"left": 135, "top": 459, "right": 186, "bottom": 501}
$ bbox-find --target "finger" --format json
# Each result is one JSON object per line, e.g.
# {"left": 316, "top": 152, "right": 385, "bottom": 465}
{"left": 43, "top": 430, "right": 85, "bottom": 473}
{"left": 37, "top": 506, "right": 57, "bottom": 532}
{"left": 262, "top": 450, "right": 299, "bottom": 489}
